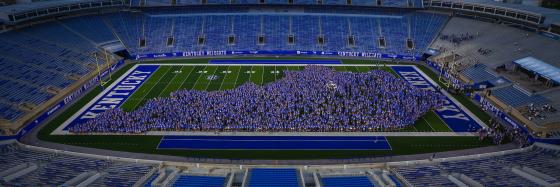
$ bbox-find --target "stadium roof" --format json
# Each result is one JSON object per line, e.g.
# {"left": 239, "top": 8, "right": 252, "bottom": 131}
{"left": 514, "top": 56, "right": 560, "bottom": 84}
{"left": 443, "top": 0, "right": 560, "bottom": 25}
{"left": 0, "top": 0, "right": 93, "bottom": 13}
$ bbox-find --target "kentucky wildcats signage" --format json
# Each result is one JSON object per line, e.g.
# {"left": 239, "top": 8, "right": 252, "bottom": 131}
{"left": 392, "top": 66, "right": 483, "bottom": 132}
{"left": 60, "top": 65, "right": 159, "bottom": 130}
{"left": 135, "top": 50, "right": 420, "bottom": 61}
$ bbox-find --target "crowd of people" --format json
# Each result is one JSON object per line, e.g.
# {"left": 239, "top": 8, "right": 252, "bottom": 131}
{"left": 477, "top": 48, "right": 493, "bottom": 56}
{"left": 478, "top": 119, "right": 530, "bottom": 148}
{"left": 69, "top": 66, "right": 447, "bottom": 133}
{"left": 520, "top": 103, "right": 557, "bottom": 121}
{"left": 439, "top": 32, "right": 478, "bottom": 46}
{"left": 479, "top": 100, "right": 532, "bottom": 147}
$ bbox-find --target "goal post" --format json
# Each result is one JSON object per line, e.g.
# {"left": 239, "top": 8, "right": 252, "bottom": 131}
{"left": 94, "top": 49, "right": 113, "bottom": 87}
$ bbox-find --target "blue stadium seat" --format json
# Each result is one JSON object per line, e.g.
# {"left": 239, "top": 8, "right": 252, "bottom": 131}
{"left": 248, "top": 168, "right": 300, "bottom": 187}
{"left": 0, "top": 144, "right": 155, "bottom": 187}
{"left": 395, "top": 146, "right": 560, "bottom": 186}
{"left": 171, "top": 175, "right": 226, "bottom": 187}
{"left": 492, "top": 85, "right": 549, "bottom": 107}
{"left": 321, "top": 176, "right": 375, "bottom": 187}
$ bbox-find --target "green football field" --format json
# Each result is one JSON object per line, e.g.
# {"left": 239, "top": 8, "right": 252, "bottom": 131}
{"left": 37, "top": 58, "right": 496, "bottom": 159}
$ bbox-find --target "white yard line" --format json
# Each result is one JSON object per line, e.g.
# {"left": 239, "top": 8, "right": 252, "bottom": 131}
{"left": 157, "top": 66, "right": 185, "bottom": 97}
{"left": 422, "top": 118, "right": 436, "bottom": 132}
{"left": 217, "top": 66, "right": 231, "bottom": 91}
{"left": 177, "top": 66, "right": 197, "bottom": 89}
{"left": 191, "top": 66, "right": 209, "bottom": 90}
{"left": 230, "top": 66, "right": 243, "bottom": 89}
{"left": 129, "top": 67, "right": 172, "bottom": 110}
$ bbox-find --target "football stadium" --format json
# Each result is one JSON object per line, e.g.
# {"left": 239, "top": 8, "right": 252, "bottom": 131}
{"left": 0, "top": 0, "right": 560, "bottom": 186}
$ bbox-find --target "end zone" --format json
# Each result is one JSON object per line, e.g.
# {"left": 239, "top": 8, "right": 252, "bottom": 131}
{"left": 157, "top": 136, "right": 392, "bottom": 150}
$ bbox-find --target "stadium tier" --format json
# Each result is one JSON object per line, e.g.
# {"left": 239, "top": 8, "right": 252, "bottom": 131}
{"left": 393, "top": 145, "right": 560, "bottom": 186}
{"left": 321, "top": 175, "right": 375, "bottom": 187}
{"left": 105, "top": 10, "right": 447, "bottom": 57}
{"left": 461, "top": 64, "right": 498, "bottom": 84}
{"left": 133, "top": 0, "right": 423, "bottom": 8}
{"left": 0, "top": 8, "right": 448, "bottom": 122}
{"left": 0, "top": 143, "right": 156, "bottom": 187}
{"left": 170, "top": 175, "right": 227, "bottom": 187}
{"left": 490, "top": 85, "right": 549, "bottom": 108}
{"left": 1, "top": 142, "right": 560, "bottom": 186}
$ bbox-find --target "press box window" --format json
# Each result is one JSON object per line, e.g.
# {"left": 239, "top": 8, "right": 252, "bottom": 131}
{"left": 317, "top": 35, "right": 325, "bottom": 45}
{"left": 258, "top": 35, "right": 265, "bottom": 45}
{"left": 198, "top": 35, "right": 205, "bottom": 45}
{"left": 201, "top": 0, "right": 207, "bottom": 4}
{"left": 317, "top": 0, "right": 322, "bottom": 4}
{"left": 228, "top": 35, "right": 235, "bottom": 45}
{"left": 348, "top": 35, "right": 355, "bottom": 46}
{"left": 406, "top": 38, "right": 414, "bottom": 49}
{"left": 346, "top": 0, "right": 351, "bottom": 5}
{"left": 288, "top": 35, "right": 295, "bottom": 45}
{"left": 378, "top": 37, "right": 386, "bottom": 48}
{"left": 376, "top": 0, "right": 381, "bottom": 5}
{"left": 288, "top": 0, "right": 293, "bottom": 4}
{"left": 166, "top": 37, "right": 174, "bottom": 46}
{"left": 139, "top": 38, "right": 146, "bottom": 47}
{"left": 259, "top": 0, "right": 265, "bottom": 3}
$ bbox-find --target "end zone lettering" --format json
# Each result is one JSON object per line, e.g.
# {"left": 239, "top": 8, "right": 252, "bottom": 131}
{"left": 62, "top": 65, "right": 159, "bottom": 130}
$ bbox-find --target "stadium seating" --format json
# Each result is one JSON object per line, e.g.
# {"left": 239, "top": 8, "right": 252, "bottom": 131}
{"left": 0, "top": 8, "right": 447, "bottom": 122}
{"left": 105, "top": 11, "right": 447, "bottom": 57}
{"left": 491, "top": 85, "right": 549, "bottom": 107}
{"left": 247, "top": 168, "right": 300, "bottom": 187}
{"left": 58, "top": 15, "right": 118, "bottom": 44}
{"left": 170, "top": 175, "right": 227, "bottom": 187}
{"left": 394, "top": 146, "right": 560, "bottom": 186}
{"left": 0, "top": 143, "right": 156, "bottom": 187}
{"left": 0, "top": 24, "right": 97, "bottom": 121}
{"left": 321, "top": 176, "right": 375, "bottom": 187}
{"left": 461, "top": 64, "right": 498, "bottom": 83}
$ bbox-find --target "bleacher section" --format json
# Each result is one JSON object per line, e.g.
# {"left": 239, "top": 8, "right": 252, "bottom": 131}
{"left": 321, "top": 175, "right": 375, "bottom": 187}
{"left": 247, "top": 168, "right": 300, "bottom": 187}
{"left": 0, "top": 16, "right": 111, "bottom": 122}
{"left": 106, "top": 10, "right": 447, "bottom": 57}
{"left": 491, "top": 85, "right": 549, "bottom": 107}
{"left": 0, "top": 143, "right": 156, "bottom": 187}
{"left": 461, "top": 64, "right": 497, "bottom": 83}
{"left": 394, "top": 145, "right": 560, "bottom": 187}
{"left": 59, "top": 15, "right": 118, "bottom": 44}
{"left": 170, "top": 175, "right": 226, "bottom": 187}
